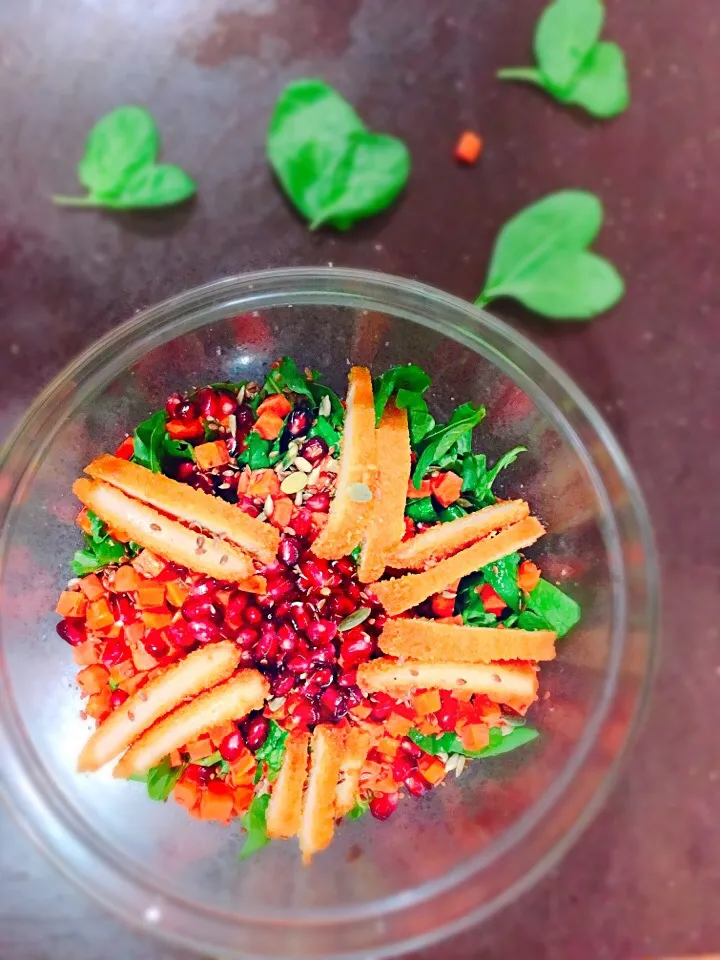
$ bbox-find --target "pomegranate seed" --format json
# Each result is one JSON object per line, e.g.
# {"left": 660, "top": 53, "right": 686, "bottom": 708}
{"left": 186, "top": 620, "right": 223, "bottom": 645}
{"left": 178, "top": 399, "right": 199, "bottom": 422}
{"left": 328, "top": 593, "right": 356, "bottom": 618}
{"left": 287, "top": 407, "right": 311, "bottom": 436}
{"left": 373, "top": 613, "right": 388, "bottom": 631}
{"left": 245, "top": 715, "right": 270, "bottom": 751}
{"left": 344, "top": 582, "right": 362, "bottom": 602}
{"left": 267, "top": 576, "right": 294, "bottom": 602}
{"left": 271, "top": 670, "right": 294, "bottom": 697}
{"left": 56, "top": 618, "right": 86, "bottom": 646}
{"left": 255, "top": 629, "right": 278, "bottom": 661}
{"left": 310, "top": 665, "right": 334, "bottom": 687}
{"left": 110, "top": 688, "right": 130, "bottom": 710}
{"left": 292, "top": 508, "right": 312, "bottom": 537}
{"left": 287, "top": 654, "right": 311, "bottom": 675}
{"left": 175, "top": 460, "right": 197, "bottom": 482}
{"left": 243, "top": 605, "right": 262, "bottom": 625}
{"left": 392, "top": 752, "right": 415, "bottom": 782}
{"left": 370, "top": 793, "right": 399, "bottom": 821}
{"left": 190, "top": 474, "right": 213, "bottom": 495}
{"left": 144, "top": 630, "right": 169, "bottom": 659}
{"left": 277, "top": 623, "right": 299, "bottom": 653}
{"left": 278, "top": 536, "right": 300, "bottom": 567}
{"left": 337, "top": 668, "right": 357, "bottom": 688}
{"left": 369, "top": 693, "right": 394, "bottom": 722}
{"left": 344, "top": 685, "right": 363, "bottom": 708}
{"left": 165, "top": 620, "right": 194, "bottom": 649}
{"left": 299, "top": 557, "right": 333, "bottom": 589}
{"left": 236, "top": 626, "right": 260, "bottom": 649}
{"left": 306, "top": 619, "right": 337, "bottom": 646}
{"left": 290, "top": 603, "right": 312, "bottom": 631}
{"left": 320, "top": 686, "right": 348, "bottom": 720}
{"left": 165, "top": 392, "right": 184, "bottom": 418}
{"left": 186, "top": 763, "right": 211, "bottom": 785}
{"left": 225, "top": 593, "right": 248, "bottom": 629}
{"left": 216, "top": 390, "right": 238, "bottom": 417}
{"left": 195, "top": 387, "right": 221, "bottom": 419}
{"left": 263, "top": 559, "right": 285, "bottom": 577}
{"left": 309, "top": 643, "right": 336, "bottom": 665}
{"left": 333, "top": 558, "right": 355, "bottom": 577}
{"left": 219, "top": 730, "right": 245, "bottom": 762}
{"left": 305, "top": 492, "right": 330, "bottom": 512}
{"left": 404, "top": 770, "right": 430, "bottom": 798}
{"left": 239, "top": 649, "right": 255, "bottom": 666}
{"left": 290, "top": 696, "right": 319, "bottom": 728}
{"left": 303, "top": 680, "right": 323, "bottom": 699}
{"left": 238, "top": 497, "right": 261, "bottom": 518}
{"left": 340, "top": 631, "right": 374, "bottom": 667}
{"left": 435, "top": 705, "right": 459, "bottom": 732}
{"left": 301, "top": 436, "right": 328, "bottom": 464}
{"left": 102, "top": 638, "right": 131, "bottom": 666}
{"left": 182, "top": 595, "right": 224, "bottom": 624}
{"left": 109, "top": 596, "right": 135, "bottom": 626}
{"left": 401, "top": 737, "right": 423, "bottom": 759}
{"left": 235, "top": 403, "right": 254, "bottom": 432}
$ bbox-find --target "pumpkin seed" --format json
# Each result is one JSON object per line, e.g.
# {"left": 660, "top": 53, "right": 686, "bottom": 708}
{"left": 280, "top": 471, "right": 308, "bottom": 495}
{"left": 347, "top": 482, "right": 373, "bottom": 503}
{"left": 293, "top": 456, "right": 313, "bottom": 473}
{"left": 338, "top": 607, "right": 371, "bottom": 631}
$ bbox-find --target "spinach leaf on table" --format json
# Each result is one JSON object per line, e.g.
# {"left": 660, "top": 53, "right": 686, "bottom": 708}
{"left": 52, "top": 106, "right": 196, "bottom": 209}
{"left": 267, "top": 79, "right": 410, "bottom": 231}
{"left": 475, "top": 190, "right": 624, "bottom": 321}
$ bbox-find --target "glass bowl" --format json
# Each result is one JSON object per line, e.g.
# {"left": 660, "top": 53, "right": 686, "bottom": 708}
{"left": 0, "top": 268, "right": 658, "bottom": 959}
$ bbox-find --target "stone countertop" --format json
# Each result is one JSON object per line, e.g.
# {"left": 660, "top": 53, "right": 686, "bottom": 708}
{"left": 1, "top": 1, "right": 719, "bottom": 957}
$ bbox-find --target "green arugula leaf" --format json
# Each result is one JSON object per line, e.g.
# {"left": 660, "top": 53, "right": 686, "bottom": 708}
{"left": 146, "top": 756, "right": 184, "bottom": 801}
{"left": 194, "top": 751, "right": 223, "bottom": 767}
{"left": 254, "top": 720, "right": 288, "bottom": 782}
{"left": 412, "top": 403, "right": 485, "bottom": 488}
{"left": 53, "top": 105, "right": 196, "bottom": 210}
{"left": 405, "top": 497, "right": 439, "bottom": 524}
{"left": 71, "top": 510, "right": 129, "bottom": 575}
{"left": 267, "top": 79, "right": 410, "bottom": 231}
{"left": 347, "top": 799, "right": 369, "bottom": 820}
{"left": 475, "top": 191, "right": 624, "bottom": 321}
{"left": 408, "top": 725, "right": 539, "bottom": 759}
{"left": 308, "top": 416, "right": 341, "bottom": 448}
{"left": 238, "top": 793, "right": 271, "bottom": 860}
{"left": 525, "top": 578, "right": 581, "bottom": 637}
{"left": 240, "top": 433, "right": 272, "bottom": 469}
{"left": 439, "top": 504, "right": 466, "bottom": 522}
{"left": 482, "top": 552, "right": 521, "bottom": 610}
{"left": 372, "top": 364, "right": 431, "bottom": 424}
{"left": 497, "top": 0, "right": 629, "bottom": 120}
{"left": 131, "top": 410, "right": 195, "bottom": 474}
{"left": 516, "top": 609, "right": 551, "bottom": 631}
{"left": 456, "top": 573, "right": 499, "bottom": 628}
{"left": 396, "top": 388, "right": 435, "bottom": 445}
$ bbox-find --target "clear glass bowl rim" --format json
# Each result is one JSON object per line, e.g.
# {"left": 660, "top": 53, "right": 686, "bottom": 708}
{"left": 0, "top": 267, "right": 660, "bottom": 959}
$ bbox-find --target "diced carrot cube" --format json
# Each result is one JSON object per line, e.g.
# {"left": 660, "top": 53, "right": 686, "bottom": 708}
{"left": 130, "top": 642, "right": 158, "bottom": 672}
{"left": 113, "top": 565, "right": 141, "bottom": 593}
{"left": 85, "top": 687, "right": 112, "bottom": 722}
{"left": 114, "top": 436, "right": 135, "bottom": 460}
{"left": 140, "top": 608, "right": 173, "bottom": 630}
{"left": 385, "top": 713, "right": 413, "bottom": 738}
{"left": 123, "top": 621, "right": 145, "bottom": 645}
{"left": 229, "top": 750, "right": 256, "bottom": 782}
{"left": 418, "top": 755, "right": 447, "bottom": 784}
{"left": 80, "top": 574, "right": 105, "bottom": 602}
{"left": 417, "top": 718, "right": 438, "bottom": 736}
{"left": 376, "top": 737, "right": 400, "bottom": 758}
{"left": 72, "top": 640, "right": 99, "bottom": 666}
{"left": 208, "top": 721, "right": 236, "bottom": 748}
{"left": 161, "top": 580, "right": 188, "bottom": 609}
{"left": 454, "top": 131, "right": 483, "bottom": 164}
{"left": 56, "top": 591, "right": 87, "bottom": 618}
{"left": 431, "top": 593, "right": 455, "bottom": 618}
{"left": 174, "top": 776, "right": 200, "bottom": 812}
{"left": 185, "top": 737, "right": 215, "bottom": 761}
{"left": 132, "top": 550, "right": 166, "bottom": 578}
{"left": 269, "top": 496, "right": 293, "bottom": 530}
{"left": 169, "top": 748, "right": 184, "bottom": 768}
{"left": 350, "top": 703, "right": 372, "bottom": 719}
{"left": 118, "top": 671, "right": 148, "bottom": 695}
{"left": 86, "top": 597, "right": 114, "bottom": 631}
{"left": 233, "top": 784, "right": 255, "bottom": 815}
{"left": 77, "top": 508, "right": 93, "bottom": 535}
{"left": 253, "top": 411, "right": 285, "bottom": 440}
{"left": 430, "top": 471, "right": 463, "bottom": 507}
{"left": 200, "top": 780, "right": 235, "bottom": 822}
{"left": 518, "top": 559, "right": 541, "bottom": 593}
{"left": 256, "top": 394, "right": 292, "bottom": 419}
{"left": 412, "top": 689, "right": 442, "bottom": 716}
{"left": 248, "top": 469, "right": 280, "bottom": 497}
{"left": 407, "top": 479, "right": 432, "bottom": 499}
{"left": 194, "top": 440, "right": 231, "bottom": 471}
{"left": 136, "top": 582, "right": 166, "bottom": 608}
{"left": 459, "top": 723, "right": 490, "bottom": 753}
{"left": 76, "top": 663, "right": 110, "bottom": 697}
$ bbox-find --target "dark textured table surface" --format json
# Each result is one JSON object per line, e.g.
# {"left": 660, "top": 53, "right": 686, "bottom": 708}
{"left": 1, "top": 1, "right": 719, "bottom": 958}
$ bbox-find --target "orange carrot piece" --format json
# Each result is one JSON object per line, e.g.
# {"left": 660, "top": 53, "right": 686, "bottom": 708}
{"left": 77, "top": 507, "right": 93, "bottom": 535}
{"left": 459, "top": 723, "right": 490, "bottom": 753}
{"left": 376, "top": 736, "right": 399, "bottom": 758}
{"left": 185, "top": 736, "right": 215, "bottom": 761}
{"left": 388, "top": 500, "right": 530, "bottom": 571}
{"left": 358, "top": 402, "right": 411, "bottom": 583}
{"left": 86, "top": 597, "right": 114, "bottom": 631}
{"left": 86, "top": 688, "right": 112, "bottom": 721}
{"left": 412, "top": 689, "right": 442, "bottom": 716}
{"left": 233, "top": 784, "right": 255, "bottom": 815}
{"left": 132, "top": 549, "right": 167, "bottom": 579}
{"left": 253, "top": 411, "right": 285, "bottom": 440}
{"left": 257, "top": 394, "right": 292, "bottom": 419}
{"left": 194, "top": 440, "right": 230, "bottom": 471}
{"left": 207, "top": 720, "right": 236, "bottom": 747}
{"left": 407, "top": 478, "right": 432, "bottom": 499}
{"left": 165, "top": 579, "right": 191, "bottom": 608}
{"left": 79, "top": 574, "right": 105, "bottom": 602}
{"left": 113, "top": 565, "right": 141, "bottom": 593}
{"left": 173, "top": 776, "right": 199, "bottom": 812}
{"left": 385, "top": 713, "right": 413, "bottom": 738}
{"left": 418, "top": 755, "right": 447, "bottom": 785}
{"left": 56, "top": 591, "right": 87, "bottom": 618}
{"left": 136, "top": 582, "right": 166, "bottom": 608}
{"left": 229, "top": 750, "right": 256, "bottom": 782}
{"left": 518, "top": 559, "right": 541, "bottom": 593}
{"left": 169, "top": 748, "right": 183, "bottom": 768}
{"left": 373, "top": 517, "right": 545, "bottom": 615}
{"left": 269, "top": 496, "right": 293, "bottom": 530}
{"left": 123, "top": 621, "right": 145, "bottom": 645}
{"left": 379, "top": 617, "right": 557, "bottom": 663}
{"left": 73, "top": 641, "right": 99, "bottom": 666}
{"left": 430, "top": 471, "right": 463, "bottom": 507}
{"left": 454, "top": 131, "right": 483, "bottom": 164}
{"left": 76, "top": 664, "right": 110, "bottom": 697}
{"left": 141, "top": 609, "right": 174, "bottom": 630}
{"left": 312, "top": 367, "right": 378, "bottom": 560}
{"left": 248, "top": 469, "right": 280, "bottom": 498}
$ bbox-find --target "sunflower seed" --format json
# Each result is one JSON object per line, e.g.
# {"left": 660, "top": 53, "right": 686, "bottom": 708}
{"left": 444, "top": 754, "right": 459, "bottom": 773}
{"left": 454, "top": 756, "right": 466, "bottom": 778}
{"left": 319, "top": 395, "right": 332, "bottom": 417}
{"left": 236, "top": 385, "right": 246, "bottom": 405}
{"left": 308, "top": 466, "right": 322, "bottom": 487}
{"left": 264, "top": 495, "right": 274, "bottom": 517}
{"left": 293, "top": 456, "right": 313, "bottom": 473}
{"left": 280, "top": 472, "right": 308, "bottom": 495}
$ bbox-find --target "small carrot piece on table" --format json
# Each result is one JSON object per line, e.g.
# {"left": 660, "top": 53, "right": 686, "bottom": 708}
{"left": 358, "top": 401, "right": 411, "bottom": 583}
{"left": 266, "top": 732, "right": 310, "bottom": 840}
{"left": 379, "top": 618, "right": 557, "bottom": 663}
{"left": 454, "top": 131, "right": 483, "bottom": 164}
{"left": 76, "top": 664, "right": 110, "bottom": 697}
{"left": 312, "top": 367, "right": 378, "bottom": 560}
{"left": 372, "top": 517, "right": 545, "bottom": 615}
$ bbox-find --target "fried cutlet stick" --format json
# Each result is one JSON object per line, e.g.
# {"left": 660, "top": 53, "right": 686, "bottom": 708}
{"left": 266, "top": 732, "right": 310, "bottom": 839}
{"left": 379, "top": 618, "right": 557, "bottom": 663}
{"left": 298, "top": 725, "right": 346, "bottom": 863}
{"left": 335, "top": 727, "right": 372, "bottom": 817}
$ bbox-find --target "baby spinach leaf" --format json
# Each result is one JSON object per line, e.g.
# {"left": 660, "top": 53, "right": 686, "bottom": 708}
{"left": 128, "top": 771, "right": 148, "bottom": 783}
{"left": 146, "top": 756, "right": 184, "bottom": 802}
{"left": 456, "top": 573, "right": 499, "bottom": 627}
{"left": 482, "top": 552, "right": 521, "bottom": 610}
{"left": 497, "top": 0, "right": 629, "bottom": 119}
{"left": 396, "top": 388, "right": 435, "bottom": 446}
{"left": 308, "top": 416, "right": 341, "bottom": 447}
{"left": 267, "top": 79, "right": 410, "bottom": 231}
{"left": 71, "top": 510, "right": 130, "bottom": 575}
{"left": 462, "top": 447, "right": 527, "bottom": 504}
{"left": 412, "top": 403, "right": 485, "bottom": 487}
{"left": 526, "top": 578, "right": 581, "bottom": 637}
{"left": 239, "top": 433, "right": 272, "bottom": 470}
{"left": 516, "top": 609, "right": 551, "bottom": 632}
{"left": 238, "top": 793, "right": 271, "bottom": 860}
{"left": 254, "top": 720, "right": 288, "bottom": 782}
{"left": 53, "top": 105, "right": 196, "bottom": 210}
{"left": 132, "top": 410, "right": 195, "bottom": 474}
{"left": 439, "top": 504, "right": 466, "bottom": 522}
{"left": 405, "top": 497, "right": 439, "bottom": 523}
{"left": 408, "top": 725, "right": 539, "bottom": 759}
{"left": 475, "top": 191, "right": 624, "bottom": 321}
{"left": 373, "top": 364, "right": 431, "bottom": 423}
{"left": 347, "top": 799, "right": 369, "bottom": 820}
{"left": 194, "top": 751, "right": 223, "bottom": 767}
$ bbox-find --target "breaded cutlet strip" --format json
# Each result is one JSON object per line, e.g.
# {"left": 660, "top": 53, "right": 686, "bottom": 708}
{"left": 86, "top": 455, "right": 279, "bottom": 564}
{"left": 357, "top": 658, "right": 539, "bottom": 706}
{"left": 388, "top": 499, "right": 530, "bottom": 570}
{"left": 371, "top": 517, "right": 545, "bottom": 615}
{"left": 78, "top": 641, "right": 242, "bottom": 773}
{"left": 379, "top": 618, "right": 557, "bottom": 663}
{"left": 113, "top": 670, "right": 269, "bottom": 778}
{"left": 334, "top": 727, "right": 372, "bottom": 818}
{"left": 73, "top": 478, "right": 254, "bottom": 582}
{"left": 299, "top": 725, "right": 346, "bottom": 864}
{"left": 357, "top": 402, "right": 411, "bottom": 583}
{"left": 266, "top": 732, "right": 310, "bottom": 840}
{"left": 311, "top": 367, "right": 378, "bottom": 560}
